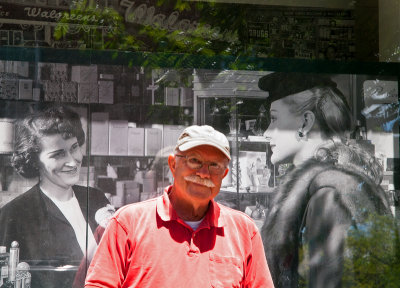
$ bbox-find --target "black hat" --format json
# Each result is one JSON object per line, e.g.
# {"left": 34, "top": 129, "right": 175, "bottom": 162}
{"left": 258, "top": 72, "right": 337, "bottom": 103}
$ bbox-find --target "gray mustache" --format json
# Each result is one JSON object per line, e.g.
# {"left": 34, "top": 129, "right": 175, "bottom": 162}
{"left": 184, "top": 175, "right": 216, "bottom": 188}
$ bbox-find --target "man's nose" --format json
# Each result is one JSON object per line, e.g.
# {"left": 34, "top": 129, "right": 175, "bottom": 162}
{"left": 196, "top": 164, "right": 211, "bottom": 177}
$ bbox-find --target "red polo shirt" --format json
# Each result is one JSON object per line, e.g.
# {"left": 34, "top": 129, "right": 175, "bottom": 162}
{"left": 85, "top": 186, "right": 274, "bottom": 287}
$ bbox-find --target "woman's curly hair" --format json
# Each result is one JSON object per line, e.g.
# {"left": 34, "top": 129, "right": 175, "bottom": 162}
{"left": 11, "top": 105, "right": 85, "bottom": 178}
{"left": 314, "top": 138, "right": 384, "bottom": 185}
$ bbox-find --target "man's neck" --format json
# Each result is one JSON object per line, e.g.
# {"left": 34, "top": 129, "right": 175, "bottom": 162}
{"left": 168, "top": 188, "right": 210, "bottom": 221}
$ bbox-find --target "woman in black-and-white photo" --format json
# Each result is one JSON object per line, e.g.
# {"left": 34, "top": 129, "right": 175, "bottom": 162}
{"left": 259, "top": 72, "right": 393, "bottom": 288}
{"left": 0, "top": 105, "right": 110, "bottom": 288}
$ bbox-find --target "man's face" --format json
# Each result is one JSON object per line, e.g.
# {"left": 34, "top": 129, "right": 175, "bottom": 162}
{"left": 168, "top": 145, "right": 229, "bottom": 205}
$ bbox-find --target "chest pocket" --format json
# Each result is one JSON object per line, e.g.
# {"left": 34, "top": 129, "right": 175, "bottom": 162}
{"left": 209, "top": 253, "right": 243, "bottom": 288}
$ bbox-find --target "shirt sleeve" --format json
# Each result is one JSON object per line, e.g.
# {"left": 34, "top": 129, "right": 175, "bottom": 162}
{"left": 244, "top": 229, "right": 275, "bottom": 288}
{"left": 84, "top": 217, "right": 130, "bottom": 288}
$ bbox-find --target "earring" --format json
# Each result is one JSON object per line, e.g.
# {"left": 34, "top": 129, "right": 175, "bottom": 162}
{"left": 296, "top": 128, "right": 308, "bottom": 142}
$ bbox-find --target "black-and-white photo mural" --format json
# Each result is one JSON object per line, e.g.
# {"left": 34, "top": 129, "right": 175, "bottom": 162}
{"left": 0, "top": 62, "right": 398, "bottom": 287}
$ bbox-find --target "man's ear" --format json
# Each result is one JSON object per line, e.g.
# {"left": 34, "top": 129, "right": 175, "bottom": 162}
{"left": 301, "top": 110, "right": 316, "bottom": 134}
{"left": 222, "top": 167, "right": 229, "bottom": 179}
{"left": 168, "top": 154, "right": 176, "bottom": 176}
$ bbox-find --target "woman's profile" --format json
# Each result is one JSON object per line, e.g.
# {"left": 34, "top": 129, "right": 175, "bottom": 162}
{"left": 0, "top": 105, "right": 110, "bottom": 288}
{"left": 258, "top": 72, "right": 393, "bottom": 287}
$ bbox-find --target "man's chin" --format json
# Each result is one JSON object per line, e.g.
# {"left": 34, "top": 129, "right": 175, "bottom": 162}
{"left": 187, "top": 184, "right": 213, "bottom": 198}
{"left": 188, "top": 181, "right": 211, "bottom": 191}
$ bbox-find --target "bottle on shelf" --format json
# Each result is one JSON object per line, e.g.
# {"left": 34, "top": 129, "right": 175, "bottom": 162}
{"left": 0, "top": 279, "right": 13, "bottom": 288}
{"left": 0, "top": 241, "right": 19, "bottom": 288}
{"left": 0, "top": 246, "right": 9, "bottom": 287}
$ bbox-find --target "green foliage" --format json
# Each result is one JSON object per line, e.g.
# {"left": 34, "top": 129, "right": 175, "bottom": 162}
{"left": 342, "top": 214, "right": 400, "bottom": 288}
{"left": 295, "top": 214, "right": 400, "bottom": 288}
{"left": 54, "top": 0, "right": 144, "bottom": 50}
{"left": 52, "top": 0, "right": 261, "bottom": 64}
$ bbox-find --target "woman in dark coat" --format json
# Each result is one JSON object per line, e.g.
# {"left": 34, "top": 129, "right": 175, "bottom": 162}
{"left": 0, "top": 105, "right": 110, "bottom": 288}
{"left": 259, "top": 73, "right": 393, "bottom": 288}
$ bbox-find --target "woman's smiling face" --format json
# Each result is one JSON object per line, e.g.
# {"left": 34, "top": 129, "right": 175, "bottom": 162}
{"left": 38, "top": 134, "right": 83, "bottom": 190}
{"left": 263, "top": 98, "right": 304, "bottom": 165}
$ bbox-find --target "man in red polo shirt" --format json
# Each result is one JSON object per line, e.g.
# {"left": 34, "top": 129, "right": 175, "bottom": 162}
{"left": 85, "top": 125, "right": 274, "bottom": 288}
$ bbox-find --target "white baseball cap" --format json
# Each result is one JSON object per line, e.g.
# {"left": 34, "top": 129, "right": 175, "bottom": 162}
{"left": 176, "top": 125, "right": 231, "bottom": 160}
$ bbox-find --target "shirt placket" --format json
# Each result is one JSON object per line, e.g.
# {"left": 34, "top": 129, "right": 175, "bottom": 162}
{"left": 188, "top": 229, "right": 200, "bottom": 256}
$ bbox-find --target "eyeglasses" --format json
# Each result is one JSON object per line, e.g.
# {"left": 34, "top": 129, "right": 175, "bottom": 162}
{"left": 175, "top": 154, "right": 227, "bottom": 175}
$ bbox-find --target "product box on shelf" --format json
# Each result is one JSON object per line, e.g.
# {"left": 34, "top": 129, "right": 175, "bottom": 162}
{"left": 52, "top": 63, "right": 68, "bottom": 82}
{"left": 61, "top": 82, "right": 78, "bottom": 102}
{"left": 128, "top": 126, "right": 145, "bottom": 156}
{"left": 116, "top": 180, "right": 140, "bottom": 205}
{"left": 0, "top": 78, "right": 18, "bottom": 100}
{"left": 125, "top": 187, "right": 141, "bottom": 204}
{"left": 77, "top": 83, "right": 99, "bottom": 103}
{"left": 98, "top": 80, "right": 114, "bottom": 104}
{"left": 107, "top": 165, "right": 130, "bottom": 179}
{"left": 42, "top": 81, "right": 62, "bottom": 102}
{"left": 18, "top": 79, "right": 33, "bottom": 100}
{"left": 144, "top": 127, "right": 162, "bottom": 156}
{"left": 116, "top": 180, "right": 134, "bottom": 195}
{"left": 90, "top": 112, "right": 109, "bottom": 155}
{"left": 142, "top": 171, "right": 156, "bottom": 193}
{"left": 109, "top": 120, "right": 128, "bottom": 156}
{"left": 71, "top": 65, "right": 98, "bottom": 83}
{"left": 38, "top": 62, "right": 69, "bottom": 82}
{"left": 13, "top": 61, "right": 29, "bottom": 78}
{"left": 38, "top": 62, "right": 54, "bottom": 81}
{"left": 163, "top": 125, "right": 186, "bottom": 148}
{"left": 0, "top": 61, "right": 29, "bottom": 77}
